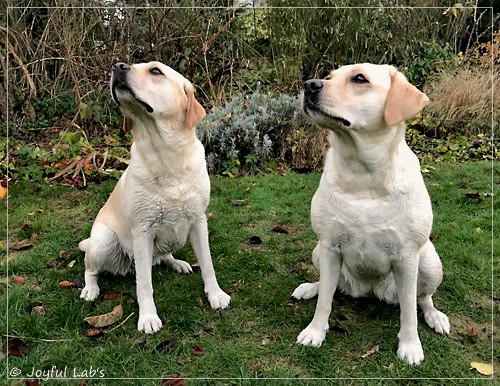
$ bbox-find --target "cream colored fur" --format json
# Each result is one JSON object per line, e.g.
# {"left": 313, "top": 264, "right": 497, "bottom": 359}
{"left": 292, "top": 63, "right": 449, "bottom": 365}
{"left": 79, "top": 61, "right": 230, "bottom": 334}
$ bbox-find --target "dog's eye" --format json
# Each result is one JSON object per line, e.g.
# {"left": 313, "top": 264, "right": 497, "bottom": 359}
{"left": 352, "top": 74, "right": 368, "bottom": 83}
{"left": 150, "top": 67, "right": 163, "bottom": 76}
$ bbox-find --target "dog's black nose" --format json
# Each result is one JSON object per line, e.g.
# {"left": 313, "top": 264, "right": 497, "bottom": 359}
{"left": 113, "top": 62, "right": 131, "bottom": 72}
{"left": 304, "top": 79, "right": 323, "bottom": 94}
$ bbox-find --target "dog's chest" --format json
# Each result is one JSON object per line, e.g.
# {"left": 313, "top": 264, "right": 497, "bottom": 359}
{"left": 313, "top": 189, "right": 411, "bottom": 276}
{"left": 132, "top": 183, "right": 208, "bottom": 254}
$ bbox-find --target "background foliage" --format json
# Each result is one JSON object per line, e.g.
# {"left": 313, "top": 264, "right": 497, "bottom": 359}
{"left": 1, "top": 1, "right": 498, "bottom": 181}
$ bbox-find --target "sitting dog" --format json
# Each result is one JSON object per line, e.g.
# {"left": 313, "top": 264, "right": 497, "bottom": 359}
{"left": 79, "top": 61, "right": 230, "bottom": 334}
{"left": 292, "top": 63, "right": 450, "bottom": 365}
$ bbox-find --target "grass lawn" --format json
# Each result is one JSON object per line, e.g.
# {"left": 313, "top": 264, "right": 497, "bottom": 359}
{"left": 1, "top": 161, "right": 498, "bottom": 385}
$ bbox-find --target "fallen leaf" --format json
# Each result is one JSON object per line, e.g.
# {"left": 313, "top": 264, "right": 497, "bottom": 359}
{"left": 155, "top": 339, "right": 177, "bottom": 353}
{"left": 249, "top": 235, "right": 262, "bottom": 245}
{"left": 2, "top": 337, "right": 29, "bottom": 356}
{"left": 84, "top": 304, "right": 123, "bottom": 328}
{"left": 191, "top": 345, "right": 204, "bottom": 357}
{"left": 330, "top": 324, "right": 350, "bottom": 335}
{"left": 272, "top": 225, "right": 289, "bottom": 234}
{"left": 161, "top": 374, "right": 186, "bottom": 386}
{"left": 177, "top": 358, "right": 186, "bottom": 365}
{"left": 10, "top": 233, "right": 39, "bottom": 250}
{"left": 0, "top": 184, "right": 7, "bottom": 200}
{"left": 32, "top": 305, "right": 46, "bottom": 315}
{"left": 382, "top": 363, "right": 394, "bottom": 371}
{"left": 58, "top": 280, "right": 75, "bottom": 287}
{"left": 11, "top": 275, "right": 25, "bottom": 285}
{"left": 470, "top": 361, "right": 494, "bottom": 375}
{"left": 25, "top": 380, "right": 40, "bottom": 386}
{"left": 465, "top": 193, "right": 482, "bottom": 202}
{"left": 360, "top": 344, "right": 379, "bottom": 359}
{"left": 85, "top": 328, "right": 104, "bottom": 338}
{"left": 466, "top": 327, "right": 479, "bottom": 336}
{"left": 67, "top": 260, "right": 76, "bottom": 268}
{"left": 71, "top": 276, "right": 85, "bottom": 289}
{"left": 230, "top": 199, "right": 248, "bottom": 206}
{"left": 261, "top": 337, "right": 271, "bottom": 345}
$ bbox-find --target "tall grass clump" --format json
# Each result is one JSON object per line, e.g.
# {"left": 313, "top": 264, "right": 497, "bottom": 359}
{"left": 424, "top": 65, "right": 499, "bottom": 135}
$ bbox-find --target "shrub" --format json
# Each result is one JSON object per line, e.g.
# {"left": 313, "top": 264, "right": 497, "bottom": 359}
{"left": 197, "top": 91, "right": 316, "bottom": 175}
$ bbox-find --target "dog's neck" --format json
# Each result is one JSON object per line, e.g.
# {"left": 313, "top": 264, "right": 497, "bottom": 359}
{"left": 325, "top": 123, "right": 407, "bottom": 196}
{"left": 128, "top": 118, "right": 200, "bottom": 179}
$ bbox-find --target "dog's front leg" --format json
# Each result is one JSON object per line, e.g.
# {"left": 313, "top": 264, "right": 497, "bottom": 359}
{"left": 190, "top": 220, "right": 231, "bottom": 309}
{"left": 393, "top": 257, "right": 423, "bottom": 365}
{"left": 297, "top": 242, "right": 341, "bottom": 347}
{"left": 133, "top": 233, "right": 162, "bottom": 334}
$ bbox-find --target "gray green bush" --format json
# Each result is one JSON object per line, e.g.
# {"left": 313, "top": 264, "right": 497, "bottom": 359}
{"left": 197, "top": 91, "right": 309, "bottom": 175}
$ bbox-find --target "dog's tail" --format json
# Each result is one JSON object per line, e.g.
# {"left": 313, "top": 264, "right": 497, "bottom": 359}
{"left": 78, "top": 238, "right": 90, "bottom": 252}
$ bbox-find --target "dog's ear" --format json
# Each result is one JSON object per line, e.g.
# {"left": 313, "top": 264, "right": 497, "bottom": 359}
{"left": 184, "top": 82, "right": 206, "bottom": 128}
{"left": 123, "top": 116, "right": 133, "bottom": 132}
{"left": 384, "top": 66, "right": 429, "bottom": 126}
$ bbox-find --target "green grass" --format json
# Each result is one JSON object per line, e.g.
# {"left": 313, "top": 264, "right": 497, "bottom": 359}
{"left": 1, "top": 161, "right": 498, "bottom": 385}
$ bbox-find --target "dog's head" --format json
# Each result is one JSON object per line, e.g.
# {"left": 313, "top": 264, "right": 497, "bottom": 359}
{"left": 111, "top": 61, "right": 206, "bottom": 130}
{"left": 302, "top": 63, "right": 429, "bottom": 131}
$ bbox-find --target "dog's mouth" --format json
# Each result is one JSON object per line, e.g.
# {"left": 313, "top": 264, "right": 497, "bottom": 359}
{"left": 303, "top": 101, "right": 351, "bottom": 127}
{"left": 111, "top": 81, "right": 154, "bottom": 113}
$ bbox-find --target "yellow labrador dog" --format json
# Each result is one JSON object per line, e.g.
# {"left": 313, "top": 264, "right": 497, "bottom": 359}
{"left": 79, "top": 62, "right": 230, "bottom": 334}
{"left": 293, "top": 63, "right": 449, "bottom": 365}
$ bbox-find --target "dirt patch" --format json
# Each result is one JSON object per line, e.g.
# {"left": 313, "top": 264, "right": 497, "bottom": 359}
{"left": 449, "top": 314, "right": 497, "bottom": 344}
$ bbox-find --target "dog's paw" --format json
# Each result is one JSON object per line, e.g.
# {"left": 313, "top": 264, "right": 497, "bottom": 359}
{"left": 292, "top": 282, "right": 319, "bottom": 300}
{"left": 80, "top": 285, "right": 100, "bottom": 301}
{"left": 397, "top": 339, "right": 424, "bottom": 365}
{"left": 207, "top": 289, "right": 231, "bottom": 310}
{"left": 170, "top": 258, "right": 193, "bottom": 274}
{"left": 138, "top": 313, "right": 163, "bottom": 334}
{"left": 297, "top": 323, "right": 328, "bottom": 347}
{"left": 424, "top": 309, "right": 450, "bottom": 334}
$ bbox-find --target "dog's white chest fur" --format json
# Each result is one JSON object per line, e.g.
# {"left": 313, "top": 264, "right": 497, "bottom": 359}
{"left": 311, "top": 155, "right": 428, "bottom": 303}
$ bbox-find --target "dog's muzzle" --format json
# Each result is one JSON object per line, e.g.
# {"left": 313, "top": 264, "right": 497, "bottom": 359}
{"left": 302, "top": 79, "right": 350, "bottom": 127}
{"left": 111, "top": 62, "right": 154, "bottom": 113}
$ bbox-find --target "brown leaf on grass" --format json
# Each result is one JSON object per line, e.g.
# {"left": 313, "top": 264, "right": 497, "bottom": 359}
{"left": 10, "top": 233, "right": 39, "bottom": 250}
{"left": 58, "top": 280, "right": 76, "bottom": 287}
{"left": 230, "top": 199, "right": 248, "bottom": 206}
{"left": 470, "top": 361, "right": 494, "bottom": 375}
{"left": 360, "top": 344, "right": 379, "bottom": 359}
{"left": 191, "top": 345, "right": 204, "bottom": 357}
{"left": 249, "top": 235, "right": 262, "bottom": 244}
{"left": 272, "top": 225, "right": 289, "bottom": 234}
{"left": 155, "top": 339, "right": 177, "bottom": 353}
{"left": 11, "top": 275, "right": 25, "bottom": 285}
{"left": 84, "top": 304, "right": 123, "bottom": 328}
{"left": 2, "top": 337, "right": 29, "bottom": 356}
{"left": 103, "top": 291, "right": 134, "bottom": 302}
{"left": 466, "top": 327, "right": 480, "bottom": 336}
{"left": 465, "top": 193, "right": 482, "bottom": 202}
{"left": 85, "top": 328, "right": 104, "bottom": 338}
{"left": 161, "top": 374, "right": 186, "bottom": 386}
{"left": 0, "top": 183, "right": 7, "bottom": 200}
{"left": 25, "top": 380, "right": 40, "bottom": 386}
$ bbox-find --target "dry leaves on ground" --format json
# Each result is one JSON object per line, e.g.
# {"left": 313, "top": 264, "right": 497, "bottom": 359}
{"left": 470, "top": 362, "right": 494, "bottom": 376}
{"left": 84, "top": 304, "right": 123, "bottom": 328}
